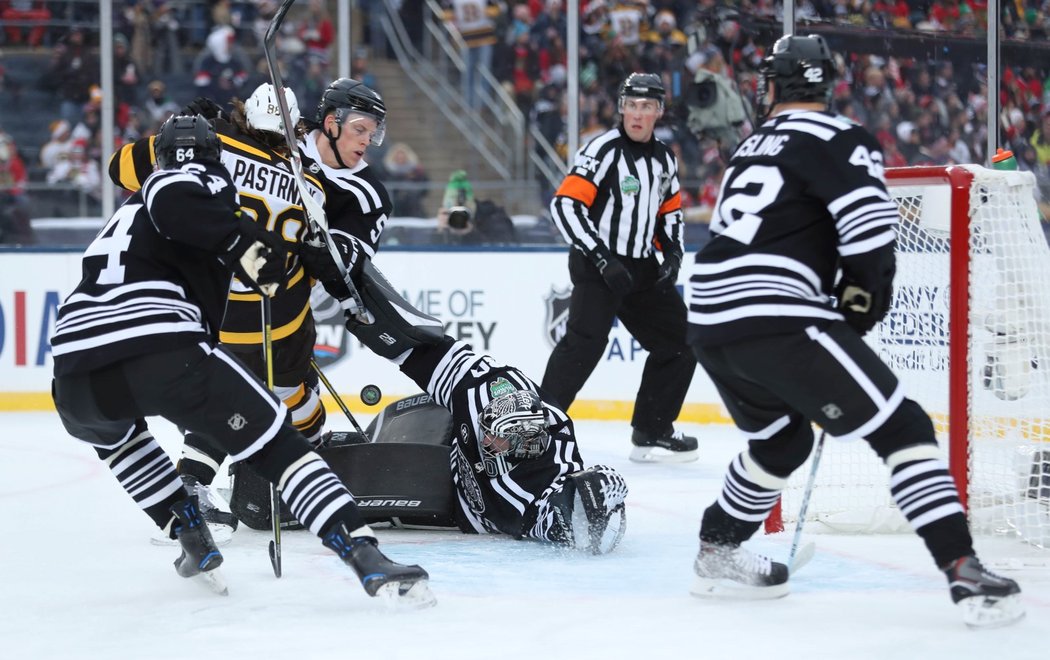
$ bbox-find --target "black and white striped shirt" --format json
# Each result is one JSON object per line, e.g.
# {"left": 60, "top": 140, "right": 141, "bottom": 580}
{"left": 299, "top": 129, "right": 391, "bottom": 259}
{"left": 51, "top": 161, "right": 243, "bottom": 376}
{"left": 550, "top": 126, "right": 685, "bottom": 259}
{"left": 688, "top": 109, "right": 898, "bottom": 345}
{"left": 399, "top": 337, "right": 584, "bottom": 540}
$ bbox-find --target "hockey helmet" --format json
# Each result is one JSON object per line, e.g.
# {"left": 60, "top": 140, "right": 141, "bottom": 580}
{"left": 619, "top": 72, "right": 666, "bottom": 111}
{"left": 154, "top": 114, "right": 222, "bottom": 170}
{"left": 478, "top": 389, "right": 550, "bottom": 461}
{"left": 245, "top": 83, "right": 300, "bottom": 135}
{"left": 758, "top": 34, "right": 835, "bottom": 116}
{"left": 315, "top": 78, "right": 387, "bottom": 146}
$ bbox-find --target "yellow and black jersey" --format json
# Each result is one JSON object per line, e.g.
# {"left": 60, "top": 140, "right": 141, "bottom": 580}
{"left": 107, "top": 120, "right": 327, "bottom": 384}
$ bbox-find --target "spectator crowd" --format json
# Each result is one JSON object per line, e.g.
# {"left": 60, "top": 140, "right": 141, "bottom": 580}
{"left": 1, "top": 0, "right": 1049, "bottom": 245}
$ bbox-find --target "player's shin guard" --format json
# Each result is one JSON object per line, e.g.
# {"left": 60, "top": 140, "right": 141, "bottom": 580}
{"left": 700, "top": 452, "right": 786, "bottom": 546}
{"left": 886, "top": 445, "right": 973, "bottom": 566}
{"left": 94, "top": 424, "right": 185, "bottom": 530}
{"left": 178, "top": 431, "right": 228, "bottom": 485}
{"left": 276, "top": 452, "right": 366, "bottom": 536}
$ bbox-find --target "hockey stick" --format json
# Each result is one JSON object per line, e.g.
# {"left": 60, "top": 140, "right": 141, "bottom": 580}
{"left": 787, "top": 430, "right": 826, "bottom": 573}
{"left": 263, "top": 0, "right": 369, "bottom": 323}
{"left": 310, "top": 358, "right": 366, "bottom": 436}
{"left": 261, "top": 296, "right": 283, "bottom": 578}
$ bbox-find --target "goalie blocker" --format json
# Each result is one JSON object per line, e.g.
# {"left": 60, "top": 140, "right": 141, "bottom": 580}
{"left": 232, "top": 393, "right": 460, "bottom": 530}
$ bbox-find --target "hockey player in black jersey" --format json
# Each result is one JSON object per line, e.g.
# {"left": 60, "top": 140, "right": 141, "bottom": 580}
{"left": 53, "top": 115, "right": 434, "bottom": 606}
{"left": 339, "top": 266, "right": 629, "bottom": 553}
{"left": 685, "top": 35, "right": 1021, "bottom": 627}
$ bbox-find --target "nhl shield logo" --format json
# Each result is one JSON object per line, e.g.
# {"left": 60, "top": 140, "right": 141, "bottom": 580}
{"left": 544, "top": 287, "right": 572, "bottom": 348}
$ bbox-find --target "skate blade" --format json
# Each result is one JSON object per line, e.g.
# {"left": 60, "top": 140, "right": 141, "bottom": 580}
{"left": 373, "top": 579, "right": 437, "bottom": 610}
{"left": 191, "top": 568, "right": 229, "bottom": 597}
{"left": 690, "top": 577, "right": 789, "bottom": 600}
{"left": 960, "top": 594, "right": 1025, "bottom": 629}
{"left": 628, "top": 446, "right": 698, "bottom": 464}
{"left": 150, "top": 523, "right": 233, "bottom": 547}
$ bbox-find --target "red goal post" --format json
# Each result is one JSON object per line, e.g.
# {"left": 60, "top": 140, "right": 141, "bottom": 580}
{"left": 765, "top": 165, "right": 1050, "bottom": 551}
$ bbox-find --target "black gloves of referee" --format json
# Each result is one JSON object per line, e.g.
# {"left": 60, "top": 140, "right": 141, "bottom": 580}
{"left": 589, "top": 244, "right": 633, "bottom": 296}
{"left": 656, "top": 249, "right": 683, "bottom": 285}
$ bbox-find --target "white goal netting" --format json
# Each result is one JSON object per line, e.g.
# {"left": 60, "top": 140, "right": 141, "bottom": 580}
{"left": 778, "top": 166, "right": 1050, "bottom": 552}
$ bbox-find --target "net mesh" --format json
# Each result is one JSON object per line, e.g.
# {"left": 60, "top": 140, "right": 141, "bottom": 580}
{"left": 779, "top": 166, "right": 1050, "bottom": 550}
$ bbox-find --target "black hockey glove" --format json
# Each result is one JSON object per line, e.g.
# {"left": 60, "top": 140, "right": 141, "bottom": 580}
{"left": 298, "top": 231, "right": 363, "bottom": 301}
{"left": 218, "top": 216, "right": 287, "bottom": 296}
{"left": 655, "top": 250, "right": 683, "bottom": 285}
{"left": 181, "top": 96, "right": 227, "bottom": 122}
{"left": 835, "top": 277, "right": 893, "bottom": 336}
{"left": 589, "top": 244, "right": 633, "bottom": 296}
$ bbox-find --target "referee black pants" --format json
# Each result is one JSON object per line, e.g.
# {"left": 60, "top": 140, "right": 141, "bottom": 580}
{"left": 541, "top": 249, "right": 696, "bottom": 435}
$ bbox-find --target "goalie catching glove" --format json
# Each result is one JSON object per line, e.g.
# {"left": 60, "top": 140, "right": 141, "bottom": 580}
{"left": 546, "top": 465, "right": 628, "bottom": 555}
{"left": 218, "top": 215, "right": 287, "bottom": 297}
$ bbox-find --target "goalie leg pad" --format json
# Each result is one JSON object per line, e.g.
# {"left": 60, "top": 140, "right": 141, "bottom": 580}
{"left": 321, "top": 442, "right": 456, "bottom": 528}
{"left": 345, "top": 262, "right": 445, "bottom": 360}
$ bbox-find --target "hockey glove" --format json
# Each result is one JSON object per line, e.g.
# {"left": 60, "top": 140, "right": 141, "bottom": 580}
{"left": 589, "top": 244, "right": 633, "bottom": 296}
{"left": 298, "top": 231, "right": 364, "bottom": 303}
{"left": 218, "top": 216, "right": 287, "bottom": 297}
{"left": 181, "top": 96, "right": 227, "bottom": 122}
{"left": 835, "top": 277, "right": 892, "bottom": 336}
{"left": 656, "top": 250, "right": 683, "bottom": 285}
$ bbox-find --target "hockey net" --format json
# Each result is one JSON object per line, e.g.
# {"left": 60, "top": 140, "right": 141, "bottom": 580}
{"left": 767, "top": 165, "right": 1050, "bottom": 553}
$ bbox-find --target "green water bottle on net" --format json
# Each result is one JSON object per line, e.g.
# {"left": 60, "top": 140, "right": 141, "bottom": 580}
{"left": 991, "top": 147, "right": 1018, "bottom": 171}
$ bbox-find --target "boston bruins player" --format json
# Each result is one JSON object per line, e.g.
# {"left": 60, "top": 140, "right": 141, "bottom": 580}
{"left": 108, "top": 80, "right": 393, "bottom": 542}
{"left": 54, "top": 115, "right": 434, "bottom": 605}
{"left": 685, "top": 34, "right": 1022, "bottom": 627}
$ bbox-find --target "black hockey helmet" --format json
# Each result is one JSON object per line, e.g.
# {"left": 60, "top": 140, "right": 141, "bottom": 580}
{"left": 315, "top": 78, "right": 387, "bottom": 146}
{"left": 619, "top": 72, "right": 666, "bottom": 109}
{"left": 758, "top": 34, "right": 835, "bottom": 118}
{"left": 153, "top": 114, "right": 222, "bottom": 170}
{"left": 478, "top": 387, "right": 550, "bottom": 462}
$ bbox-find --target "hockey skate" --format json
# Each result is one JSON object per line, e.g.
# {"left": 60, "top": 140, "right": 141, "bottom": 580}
{"left": 690, "top": 542, "right": 789, "bottom": 600}
{"left": 629, "top": 427, "right": 698, "bottom": 463}
{"left": 323, "top": 525, "right": 436, "bottom": 609}
{"left": 169, "top": 495, "right": 228, "bottom": 596}
{"left": 151, "top": 475, "right": 237, "bottom": 547}
{"left": 943, "top": 555, "right": 1024, "bottom": 628}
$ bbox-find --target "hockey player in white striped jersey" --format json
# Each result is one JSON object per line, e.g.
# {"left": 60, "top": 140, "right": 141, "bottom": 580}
{"left": 53, "top": 116, "right": 434, "bottom": 606}
{"left": 344, "top": 271, "right": 629, "bottom": 554}
{"left": 685, "top": 35, "right": 1022, "bottom": 627}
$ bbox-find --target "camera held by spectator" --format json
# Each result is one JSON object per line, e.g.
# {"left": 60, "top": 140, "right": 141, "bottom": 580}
{"left": 683, "top": 43, "right": 750, "bottom": 158}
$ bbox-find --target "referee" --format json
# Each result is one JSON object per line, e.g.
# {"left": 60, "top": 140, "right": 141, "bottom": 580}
{"left": 541, "top": 73, "right": 698, "bottom": 463}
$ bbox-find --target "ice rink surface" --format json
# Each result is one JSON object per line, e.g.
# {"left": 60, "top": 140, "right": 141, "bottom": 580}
{"left": 2, "top": 411, "right": 1047, "bottom": 660}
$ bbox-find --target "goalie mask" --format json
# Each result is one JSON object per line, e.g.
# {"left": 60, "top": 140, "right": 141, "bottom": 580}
{"left": 757, "top": 34, "right": 835, "bottom": 121}
{"left": 154, "top": 114, "right": 222, "bottom": 170}
{"left": 245, "top": 83, "right": 300, "bottom": 135}
{"left": 478, "top": 389, "right": 550, "bottom": 462}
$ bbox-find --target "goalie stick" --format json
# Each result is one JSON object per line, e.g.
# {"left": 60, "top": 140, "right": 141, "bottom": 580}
{"left": 263, "top": 0, "right": 369, "bottom": 323}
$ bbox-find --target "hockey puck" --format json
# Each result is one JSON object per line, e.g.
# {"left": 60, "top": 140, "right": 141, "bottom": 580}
{"left": 361, "top": 384, "right": 382, "bottom": 406}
